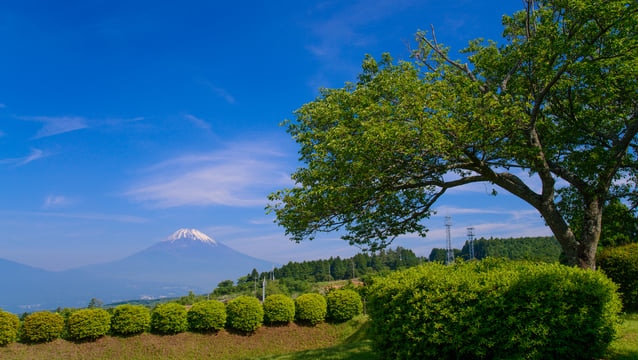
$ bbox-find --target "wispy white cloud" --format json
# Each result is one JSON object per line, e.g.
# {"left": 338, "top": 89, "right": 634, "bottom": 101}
{"left": 103, "top": 116, "right": 146, "bottom": 127}
{"left": 20, "top": 115, "right": 88, "bottom": 138}
{"left": 0, "top": 148, "right": 49, "bottom": 166}
{"left": 211, "top": 87, "right": 236, "bottom": 104}
{"left": 0, "top": 210, "right": 149, "bottom": 223}
{"left": 43, "top": 195, "right": 74, "bottom": 209}
{"left": 199, "top": 80, "right": 236, "bottom": 104}
{"left": 19, "top": 148, "right": 47, "bottom": 165}
{"left": 0, "top": 103, "right": 6, "bottom": 108}
{"left": 126, "top": 139, "right": 293, "bottom": 208}
{"left": 183, "top": 114, "right": 211, "bottom": 130}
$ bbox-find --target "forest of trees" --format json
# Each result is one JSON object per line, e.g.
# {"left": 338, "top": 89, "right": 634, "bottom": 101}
{"left": 428, "top": 236, "right": 562, "bottom": 263}
{"left": 209, "top": 247, "right": 425, "bottom": 299}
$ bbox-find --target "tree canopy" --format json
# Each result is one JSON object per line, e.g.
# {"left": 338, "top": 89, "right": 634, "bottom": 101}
{"left": 268, "top": 0, "right": 638, "bottom": 269}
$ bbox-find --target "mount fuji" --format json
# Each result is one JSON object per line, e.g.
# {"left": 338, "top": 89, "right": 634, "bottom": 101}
{"left": 0, "top": 229, "right": 274, "bottom": 313}
{"left": 80, "top": 228, "right": 274, "bottom": 291}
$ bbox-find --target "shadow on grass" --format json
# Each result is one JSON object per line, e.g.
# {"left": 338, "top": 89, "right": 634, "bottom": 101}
{"left": 257, "top": 317, "right": 379, "bottom": 360}
{"left": 256, "top": 340, "right": 378, "bottom": 360}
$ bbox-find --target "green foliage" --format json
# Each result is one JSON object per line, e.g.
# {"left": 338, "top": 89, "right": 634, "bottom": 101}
{"left": 295, "top": 293, "right": 327, "bottom": 326}
{"left": 87, "top": 298, "right": 103, "bottom": 309}
{"left": 0, "top": 310, "right": 20, "bottom": 346}
{"left": 225, "top": 296, "right": 264, "bottom": 333}
{"left": 430, "top": 236, "right": 561, "bottom": 263}
{"left": 263, "top": 294, "right": 295, "bottom": 325}
{"left": 468, "top": 236, "right": 561, "bottom": 262}
{"left": 187, "top": 300, "right": 226, "bottom": 333}
{"left": 367, "top": 260, "right": 622, "bottom": 359}
{"left": 428, "top": 247, "right": 461, "bottom": 262}
{"left": 598, "top": 243, "right": 638, "bottom": 312}
{"left": 176, "top": 291, "right": 206, "bottom": 305}
{"left": 326, "top": 289, "right": 363, "bottom": 323}
{"left": 268, "top": 0, "right": 638, "bottom": 270}
{"left": 110, "top": 304, "right": 151, "bottom": 336}
{"left": 270, "top": 247, "right": 423, "bottom": 283}
{"left": 21, "top": 311, "right": 65, "bottom": 343}
{"left": 66, "top": 308, "right": 111, "bottom": 342}
{"left": 213, "top": 280, "right": 236, "bottom": 296}
{"left": 150, "top": 303, "right": 188, "bottom": 335}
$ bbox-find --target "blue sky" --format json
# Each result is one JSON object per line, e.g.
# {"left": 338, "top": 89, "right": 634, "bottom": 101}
{"left": 0, "top": 0, "right": 551, "bottom": 271}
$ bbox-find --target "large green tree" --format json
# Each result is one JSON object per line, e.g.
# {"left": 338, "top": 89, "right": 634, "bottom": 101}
{"left": 268, "top": 0, "right": 638, "bottom": 269}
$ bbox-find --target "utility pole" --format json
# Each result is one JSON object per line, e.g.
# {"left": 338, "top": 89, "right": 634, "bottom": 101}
{"left": 467, "top": 227, "right": 475, "bottom": 260}
{"left": 262, "top": 276, "right": 266, "bottom": 303}
{"left": 445, "top": 216, "right": 454, "bottom": 265}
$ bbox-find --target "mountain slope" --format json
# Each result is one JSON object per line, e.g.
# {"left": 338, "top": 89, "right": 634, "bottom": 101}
{"left": 1, "top": 229, "right": 273, "bottom": 313}
{"left": 80, "top": 229, "right": 274, "bottom": 292}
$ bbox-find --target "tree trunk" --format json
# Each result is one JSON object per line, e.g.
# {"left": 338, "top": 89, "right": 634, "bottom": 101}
{"left": 578, "top": 197, "right": 604, "bottom": 270}
{"left": 540, "top": 204, "right": 580, "bottom": 268}
{"left": 542, "top": 196, "right": 603, "bottom": 270}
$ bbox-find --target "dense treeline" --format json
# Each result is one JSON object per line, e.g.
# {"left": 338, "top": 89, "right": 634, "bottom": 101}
{"left": 429, "top": 236, "right": 562, "bottom": 263}
{"left": 269, "top": 246, "right": 423, "bottom": 282}
{"left": 210, "top": 247, "right": 424, "bottom": 299}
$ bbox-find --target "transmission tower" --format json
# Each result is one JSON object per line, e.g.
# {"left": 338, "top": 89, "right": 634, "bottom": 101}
{"left": 445, "top": 216, "right": 454, "bottom": 265}
{"left": 467, "top": 227, "right": 475, "bottom": 260}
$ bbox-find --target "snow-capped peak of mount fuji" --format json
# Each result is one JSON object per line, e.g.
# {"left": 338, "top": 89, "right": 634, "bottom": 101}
{"left": 165, "top": 228, "right": 217, "bottom": 245}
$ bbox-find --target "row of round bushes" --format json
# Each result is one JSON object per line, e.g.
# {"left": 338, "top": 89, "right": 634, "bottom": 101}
{"left": 0, "top": 289, "right": 362, "bottom": 345}
{"left": 366, "top": 259, "right": 622, "bottom": 360}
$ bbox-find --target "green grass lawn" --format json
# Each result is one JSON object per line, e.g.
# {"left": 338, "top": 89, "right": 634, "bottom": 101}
{"left": 1, "top": 314, "right": 636, "bottom": 359}
{"left": 605, "top": 313, "right": 638, "bottom": 360}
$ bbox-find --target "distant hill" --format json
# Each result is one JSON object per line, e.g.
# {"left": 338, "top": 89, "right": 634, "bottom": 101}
{"left": 0, "top": 229, "right": 274, "bottom": 314}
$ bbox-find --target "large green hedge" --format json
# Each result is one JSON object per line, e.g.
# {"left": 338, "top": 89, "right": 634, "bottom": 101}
{"left": 263, "top": 294, "right": 295, "bottom": 325}
{"left": 187, "top": 300, "right": 226, "bottom": 332}
{"left": 326, "top": 289, "right": 362, "bottom": 322}
{"left": 294, "top": 293, "right": 327, "bottom": 326}
{"left": 226, "top": 296, "right": 264, "bottom": 333}
{"left": 0, "top": 310, "right": 20, "bottom": 346}
{"left": 367, "top": 259, "right": 621, "bottom": 360}
{"left": 21, "top": 311, "right": 65, "bottom": 343}
{"left": 150, "top": 303, "right": 188, "bottom": 335}
{"left": 110, "top": 304, "right": 151, "bottom": 336}
{"left": 66, "top": 308, "right": 111, "bottom": 342}
{"left": 598, "top": 242, "right": 638, "bottom": 312}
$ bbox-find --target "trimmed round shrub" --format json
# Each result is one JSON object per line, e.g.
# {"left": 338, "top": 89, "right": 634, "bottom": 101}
{"left": 150, "top": 303, "right": 188, "bottom": 335}
{"left": 66, "top": 308, "right": 111, "bottom": 342}
{"left": 367, "top": 259, "right": 621, "bottom": 360}
{"left": 326, "top": 289, "right": 362, "bottom": 322}
{"left": 263, "top": 294, "right": 295, "bottom": 325}
{"left": 0, "top": 310, "right": 20, "bottom": 346}
{"left": 187, "top": 300, "right": 226, "bottom": 332}
{"left": 111, "top": 304, "right": 151, "bottom": 336}
{"left": 598, "top": 242, "right": 638, "bottom": 312}
{"left": 21, "top": 311, "right": 65, "bottom": 343}
{"left": 294, "top": 293, "right": 327, "bottom": 326}
{"left": 226, "top": 296, "right": 264, "bottom": 333}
